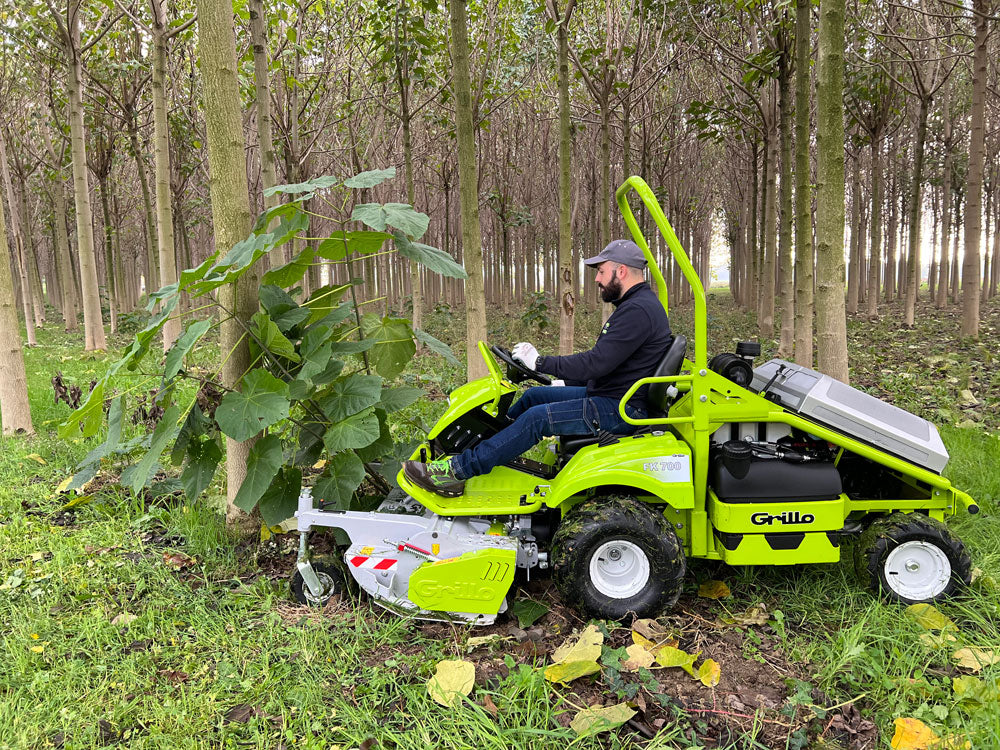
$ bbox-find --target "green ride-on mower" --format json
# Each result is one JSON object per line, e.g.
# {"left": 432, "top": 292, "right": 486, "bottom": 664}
{"left": 290, "top": 176, "right": 979, "bottom": 624}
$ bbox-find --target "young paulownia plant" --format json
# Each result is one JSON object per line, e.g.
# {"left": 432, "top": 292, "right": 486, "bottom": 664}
{"left": 59, "top": 167, "right": 464, "bottom": 525}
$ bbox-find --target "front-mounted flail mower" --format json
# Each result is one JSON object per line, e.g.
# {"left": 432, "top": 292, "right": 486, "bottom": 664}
{"left": 291, "top": 176, "right": 979, "bottom": 624}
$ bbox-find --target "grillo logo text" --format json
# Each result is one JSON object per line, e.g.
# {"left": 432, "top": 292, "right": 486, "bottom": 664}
{"left": 750, "top": 511, "right": 815, "bottom": 526}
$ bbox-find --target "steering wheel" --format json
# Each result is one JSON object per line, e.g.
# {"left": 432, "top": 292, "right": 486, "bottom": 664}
{"left": 490, "top": 345, "right": 552, "bottom": 386}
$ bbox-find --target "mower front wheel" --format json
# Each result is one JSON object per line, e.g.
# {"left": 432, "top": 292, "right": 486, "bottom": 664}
{"left": 291, "top": 558, "right": 348, "bottom": 608}
{"left": 854, "top": 512, "right": 971, "bottom": 604}
{"left": 552, "top": 495, "right": 686, "bottom": 620}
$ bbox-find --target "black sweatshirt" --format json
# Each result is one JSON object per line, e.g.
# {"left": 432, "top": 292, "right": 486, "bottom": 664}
{"left": 536, "top": 282, "right": 672, "bottom": 406}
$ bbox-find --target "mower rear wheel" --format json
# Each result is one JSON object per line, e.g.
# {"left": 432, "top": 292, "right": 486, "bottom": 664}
{"left": 291, "top": 558, "right": 348, "bottom": 607}
{"left": 552, "top": 495, "right": 686, "bottom": 620}
{"left": 854, "top": 512, "right": 971, "bottom": 604}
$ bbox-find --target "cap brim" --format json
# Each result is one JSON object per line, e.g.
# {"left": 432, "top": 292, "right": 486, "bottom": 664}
{"left": 583, "top": 255, "right": 605, "bottom": 266}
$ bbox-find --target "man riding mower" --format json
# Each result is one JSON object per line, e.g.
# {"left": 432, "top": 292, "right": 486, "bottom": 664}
{"left": 291, "top": 176, "right": 978, "bottom": 625}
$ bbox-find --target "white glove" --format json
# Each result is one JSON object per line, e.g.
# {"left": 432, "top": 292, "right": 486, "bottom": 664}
{"left": 512, "top": 342, "right": 539, "bottom": 370}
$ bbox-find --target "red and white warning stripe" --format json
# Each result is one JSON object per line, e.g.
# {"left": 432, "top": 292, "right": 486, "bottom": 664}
{"left": 350, "top": 556, "right": 398, "bottom": 571}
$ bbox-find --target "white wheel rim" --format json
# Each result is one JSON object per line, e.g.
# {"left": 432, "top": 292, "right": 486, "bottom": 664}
{"left": 884, "top": 540, "right": 952, "bottom": 600}
{"left": 589, "top": 540, "right": 651, "bottom": 599}
{"left": 304, "top": 571, "right": 337, "bottom": 605}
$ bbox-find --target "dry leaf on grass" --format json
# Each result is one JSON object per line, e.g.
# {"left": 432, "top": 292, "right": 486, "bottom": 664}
{"left": 25, "top": 453, "right": 47, "bottom": 465}
{"left": 481, "top": 694, "right": 499, "bottom": 717}
{"left": 110, "top": 612, "right": 137, "bottom": 626}
{"left": 224, "top": 704, "right": 264, "bottom": 724}
{"left": 569, "top": 702, "right": 636, "bottom": 738}
{"left": 905, "top": 604, "right": 957, "bottom": 632}
{"left": 951, "top": 647, "right": 1000, "bottom": 673}
{"left": 426, "top": 660, "right": 475, "bottom": 707}
{"left": 698, "top": 580, "right": 731, "bottom": 599}
{"left": 162, "top": 551, "right": 196, "bottom": 569}
{"left": 889, "top": 717, "right": 970, "bottom": 750}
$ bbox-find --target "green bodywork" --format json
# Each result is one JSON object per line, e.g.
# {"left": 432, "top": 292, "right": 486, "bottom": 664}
{"left": 408, "top": 548, "right": 516, "bottom": 614}
{"left": 397, "top": 176, "right": 977, "bottom": 567}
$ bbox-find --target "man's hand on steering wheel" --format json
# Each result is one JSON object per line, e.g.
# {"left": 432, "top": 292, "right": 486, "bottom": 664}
{"left": 489, "top": 344, "right": 552, "bottom": 385}
{"left": 512, "top": 342, "right": 539, "bottom": 370}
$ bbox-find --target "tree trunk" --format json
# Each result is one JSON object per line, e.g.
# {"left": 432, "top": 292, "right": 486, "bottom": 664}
{"left": 0, "top": 150, "right": 33, "bottom": 435}
{"left": 150, "top": 1, "right": 180, "bottom": 349}
{"left": 196, "top": 0, "right": 258, "bottom": 526}
{"left": 98, "top": 176, "right": 118, "bottom": 335}
{"left": 43, "top": 122, "right": 80, "bottom": 330}
{"left": 961, "top": 0, "right": 987, "bottom": 339}
{"left": 554, "top": 0, "right": 576, "bottom": 354}
{"left": 814, "top": 0, "right": 849, "bottom": 382}
{"left": 61, "top": 2, "right": 106, "bottom": 350}
{"left": 847, "top": 153, "right": 861, "bottom": 314}
{"left": 777, "top": 47, "right": 795, "bottom": 356}
{"left": 759, "top": 125, "right": 777, "bottom": 340}
{"left": 936, "top": 97, "right": 951, "bottom": 309}
{"left": 0, "top": 129, "right": 36, "bottom": 346}
{"left": 249, "top": 0, "right": 281, "bottom": 267}
{"left": 127, "top": 127, "right": 159, "bottom": 293}
{"left": 448, "top": 0, "right": 487, "bottom": 379}
{"left": 904, "top": 95, "right": 929, "bottom": 327}
{"left": 865, "top": 133, "right": 882, "bottom": 318}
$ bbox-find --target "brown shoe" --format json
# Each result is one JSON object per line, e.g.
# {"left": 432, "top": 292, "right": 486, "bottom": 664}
{"left": 402, "top": 458, "right": 465, "bottom": 498}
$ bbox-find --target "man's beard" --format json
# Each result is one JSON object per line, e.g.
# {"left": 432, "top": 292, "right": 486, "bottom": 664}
{"left": 599, "top": 274, "right": 623, "bottom": 303}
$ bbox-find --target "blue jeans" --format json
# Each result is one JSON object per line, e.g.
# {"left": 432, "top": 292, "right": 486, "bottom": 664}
{"left": 450, "top": 386, "right": 646, "bottom": 479}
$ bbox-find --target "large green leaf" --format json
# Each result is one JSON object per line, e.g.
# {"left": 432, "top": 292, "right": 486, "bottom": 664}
{"left": 379, "top": 386, "right": 423, "bottom": 412}
{"left": 258, "top": 466, "right": 302, "bottom": 526}
{"left": 125, "top": 405, "right": 180, "bottom": 494}
{"left": 232, "top": 435, "right": 284, "bottom": 513}
{"left": 251, "top": 200, "right": 304, "bottom": 232}
{"left": 361, "top": 315, "right": 416, "bottom": 379}
{"left": 393, "top": 231, "right": 467, "bottom": 279}
{"left": 261, "top": 245, "right": 314, "bottom": 288}
{"left": 415, "top": 328, "right": 460, "bottom": 366}
{"left": 317, "top": 230, "right": 392, "bottom": 261}
{"left": 329, "top": 338, "right": 377, "bottom": 355}
{"left": 351, "top": 203, "right": 429, "bottom": 239}
{"left": 251, "top": 312, "right": 300, "bottom": 362}
{"left": 181, "top": 436, "right": 222, "bottom": 500}
{"left": 343, "top": 167, "right": 396, "bottom": 189}
{"left": 171, "top": 403, "right": 212, "bottom": 466}
{"left": 258, "top": 285, "right": 297, "bottom": 317}
{"left": 319, "top": 374, "right": 383, "bottom": 422}
{"left": 355, "top": 408, "right": 393, "bottom": 463}
{"left": 58, "top": 381, "right": 105, "bottom": 439}
{"left": 294, "top": 421, "right": 327, "bottom": 467}
{"left": 215, "top": 369, "right": 290, "bottom": 442}
{"left": 312, "top": 452, "right": 365, "bottom": 510}
{"left": 178, "top": 255, "right": 217, "bottom": 290}
{"left": 323, "top": 408, "right": 381, "bottom": 453}
{"left": 164, "top": 319, "right": 213, "bottom": 380}
{"left": 304, "top": 285, "right": 352, "bottom": 323}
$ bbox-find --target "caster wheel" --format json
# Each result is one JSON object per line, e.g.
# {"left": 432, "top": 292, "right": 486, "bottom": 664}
{"left": 291, "top": 558, "right": 348, "bottom": 607}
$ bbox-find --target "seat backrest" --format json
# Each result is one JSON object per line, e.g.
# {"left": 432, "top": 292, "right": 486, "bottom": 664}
{"left": 646, "top": 335, "right": 687, "bottom": 414}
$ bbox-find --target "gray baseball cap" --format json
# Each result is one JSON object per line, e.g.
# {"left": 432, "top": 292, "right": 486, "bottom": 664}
{"left": 583, "top": 239, "right": 648, "bottom": 269}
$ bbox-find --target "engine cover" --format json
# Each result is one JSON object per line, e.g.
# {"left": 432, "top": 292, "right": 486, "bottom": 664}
{"left": 751, "top": 359, "right": 949, "bottom": 473}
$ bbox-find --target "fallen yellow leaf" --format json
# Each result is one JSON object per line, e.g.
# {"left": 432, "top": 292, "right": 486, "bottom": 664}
{"left": 698, "top": 658, "right": 721, "bottom": 687}
{"left": 551, "top": 624, "right": 603, "bottom": 664}
{"left": 951, "top": 647, "right": 1000, "bottom": 673}
{"left": 621, "top": 644, "right": 656, "bottom": 671}
{"left": 698, "top": 580, "right": 731, "bottom": 599}
{"left": 426, "top": 660, "right": 475, "bottom": 708}
{"left": 30, "top": 645, "right": 44, "bottom": 654}
{"left": 890, "top": 717, "right": 939, "bottom": 749}
{"left": 25, "top": 453, "right": 47, "bottom": 465}
{"left": 655, "top": 646, "right": 699, "bottom": 677}
{"left": 544, "top": 660, "right": 602, "bottom": 685}
{"left": 905, "top": 604, "right": 957, "bottom": 632}
{"left": 54, "top": 476, "right": 73, "bottom": 494}
{"left": 569, "top": 702, "right": 636, "bottom": 738}
{"left": 466, "top": 634, "right": 511, "bottom": 652}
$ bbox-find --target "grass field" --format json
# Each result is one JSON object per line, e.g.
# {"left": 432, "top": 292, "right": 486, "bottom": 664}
{"left": 1, "top": 295, "right": 998, "bottom": 749}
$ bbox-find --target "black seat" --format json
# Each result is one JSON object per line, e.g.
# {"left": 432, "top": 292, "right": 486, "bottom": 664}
{"left": 646, "top": 334, "right": 687, "bottom": 415}
{"left": 558, "top": 335, "right": 687, "bottom": 457}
